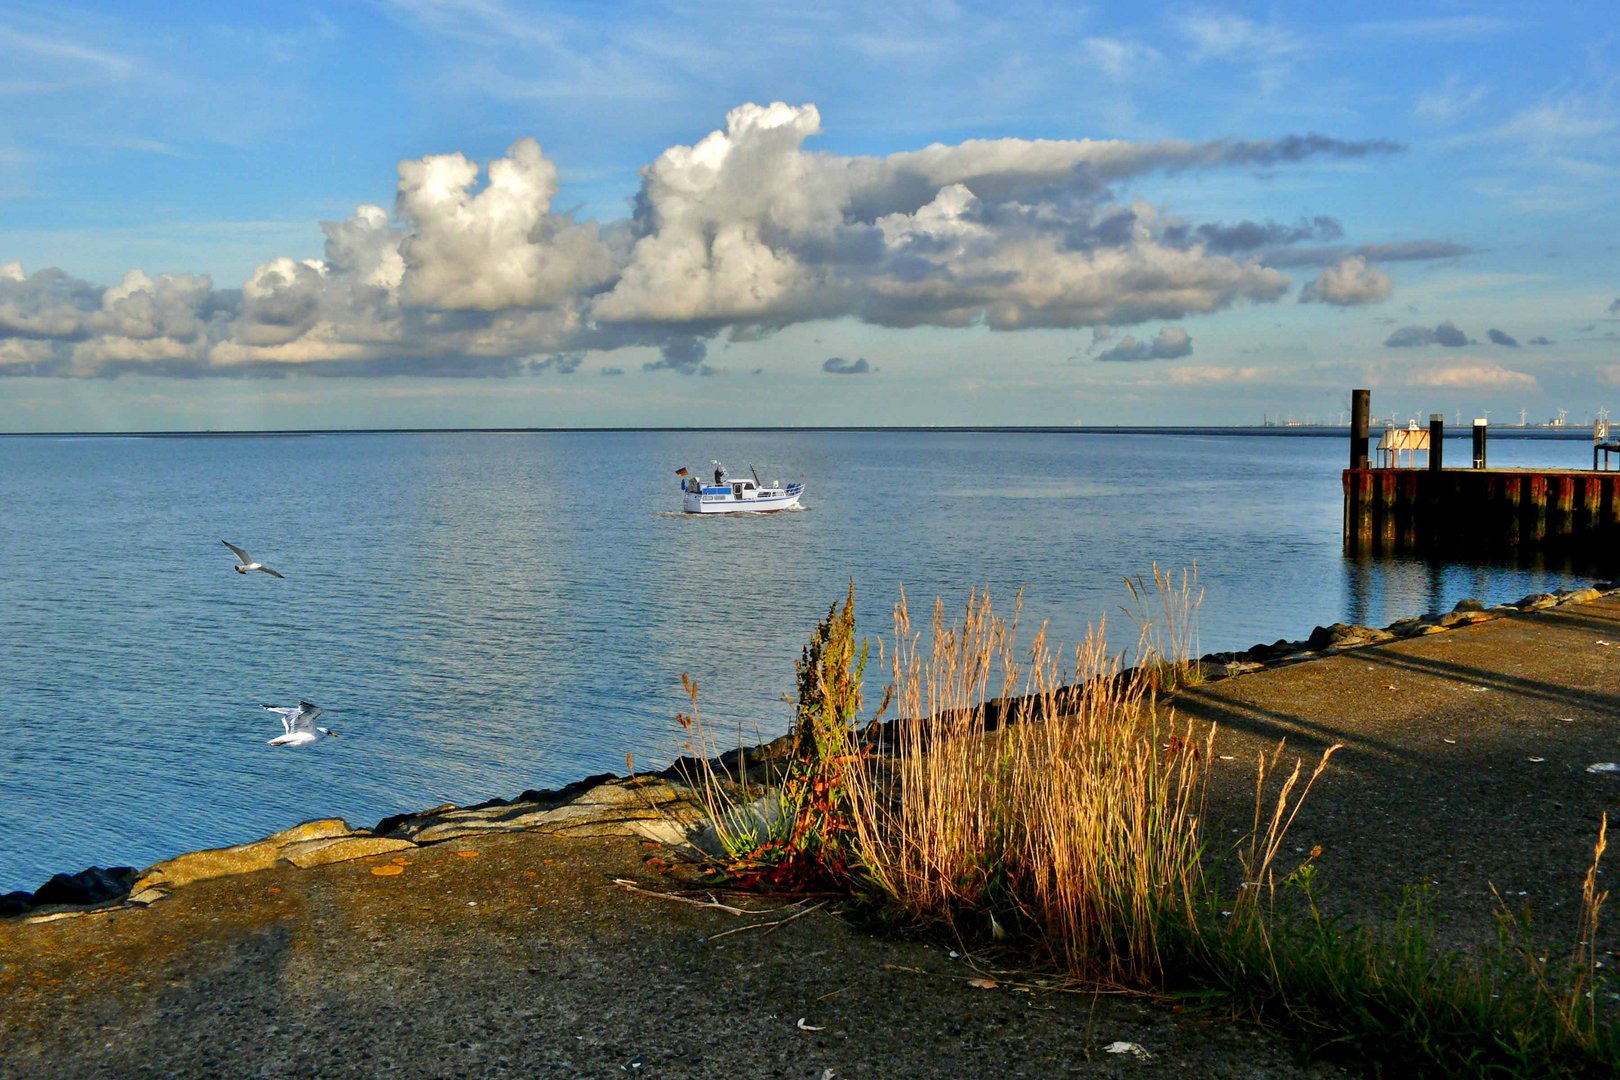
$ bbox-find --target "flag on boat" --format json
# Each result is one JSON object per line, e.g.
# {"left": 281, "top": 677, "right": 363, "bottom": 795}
{"left": 675, "top": 467, "right": 690, "bottom": 476}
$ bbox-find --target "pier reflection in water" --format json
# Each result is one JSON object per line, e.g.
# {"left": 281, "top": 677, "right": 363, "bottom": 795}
{"left": 1343, "top": 549, "right": 1611, "bottom": 630}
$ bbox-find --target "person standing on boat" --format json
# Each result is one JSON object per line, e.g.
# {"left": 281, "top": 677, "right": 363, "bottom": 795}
{"left": 713, "top": 463, "right": 726, "bottom": 486}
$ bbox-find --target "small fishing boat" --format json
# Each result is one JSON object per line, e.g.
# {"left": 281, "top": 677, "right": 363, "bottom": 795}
{"left": 677, "top": 462, "right": 804, "bottom": 514}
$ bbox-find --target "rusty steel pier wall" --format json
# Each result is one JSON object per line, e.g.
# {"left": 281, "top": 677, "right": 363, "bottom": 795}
{"left": 1343, "top": 467, "right": 1620, "bottom": 560}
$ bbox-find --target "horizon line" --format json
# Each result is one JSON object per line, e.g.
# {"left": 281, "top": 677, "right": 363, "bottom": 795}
{"left": 1, "top": 424, "right": 1595, "bottom": 440}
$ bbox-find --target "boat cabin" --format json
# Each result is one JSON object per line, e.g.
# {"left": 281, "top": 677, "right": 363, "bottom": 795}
{"left": 684, "top": 476, "right": 764, "bottom": 500}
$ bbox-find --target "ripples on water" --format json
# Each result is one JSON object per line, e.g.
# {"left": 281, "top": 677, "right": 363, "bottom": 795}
{"left": 0, "top": 429, "right": 1599, "bottom": 890}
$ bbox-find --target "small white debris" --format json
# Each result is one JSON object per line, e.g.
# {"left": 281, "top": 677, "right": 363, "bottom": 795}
{"left": 1104, "top": 1041, "right": 1152, "bottom": 1060}
{"left": 1560, "top": 717, "right": 1576, "bottom": 723}
{"left": 1443, "top": 738, "right": 1457, "bottom": 744}
{"left": 1218, "top": 754, "right": 1235, "bottom": 761}
{"left": 1528, "top": 757, "right": 1546, "bottom": 763}
{"left": 1587, "top": 763, "right": 1620, "bottom": 774}
{"left": 25, "top": 911, "right": 84, "bottom": 925}
{"left": 1470, "top": 686, "right": 1488, "bottom": 693}
{"left": 797, "top": 1018, "right": 824, "bottom": 1032}
{"left": 821, "top": 1071, "right": 836, "bottom": 1080}
{"left": 948, "top": 949, "right": 961, "bottom": 958}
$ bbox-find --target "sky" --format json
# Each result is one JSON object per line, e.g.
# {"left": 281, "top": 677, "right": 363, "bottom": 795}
{"left": 1, "top": 1, "right": 1617, "bottom": 432}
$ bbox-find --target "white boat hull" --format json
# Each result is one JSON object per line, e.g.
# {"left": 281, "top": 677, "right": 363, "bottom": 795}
{"left": 681, "top": 482, "right": 803, "bottom": 513}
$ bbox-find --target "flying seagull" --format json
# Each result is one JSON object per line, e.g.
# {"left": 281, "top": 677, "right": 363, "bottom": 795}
{"left": 223, "top": 540, "right": 284, "bottom": 578}
{"left": 262, "top": 701, "right": 338, "bottom": 747}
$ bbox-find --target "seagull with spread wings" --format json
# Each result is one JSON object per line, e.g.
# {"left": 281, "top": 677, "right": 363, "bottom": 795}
{"left": 262, "top": 701, "right": 339, "bottom": 747}
{"left": 223, "top": 540, "right": 284, "bottom": 579}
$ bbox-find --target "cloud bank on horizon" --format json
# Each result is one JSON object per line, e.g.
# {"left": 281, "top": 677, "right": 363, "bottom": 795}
{"left": 1, "top": 101, "right": 1419, "bottom": 380}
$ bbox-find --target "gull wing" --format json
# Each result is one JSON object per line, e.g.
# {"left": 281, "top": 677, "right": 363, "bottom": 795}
{"left": 259, "top": 566, "right": 286, "bottom": 579}
{"left": 223, "top": 540, "right": 253, "bottom": 565}
{"left": 289, "top": 701, "right": 323, "bottom": 733}
{"left": 262, "top": 704, "right": 297, "bottom": 734}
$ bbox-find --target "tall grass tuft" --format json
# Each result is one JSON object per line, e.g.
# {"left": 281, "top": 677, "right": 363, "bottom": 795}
{"left": 1123, "top": 562, "right": 1205, "bottom": 690}
{"left": 846, "top": 587, "right": 1239, "bottom": 986}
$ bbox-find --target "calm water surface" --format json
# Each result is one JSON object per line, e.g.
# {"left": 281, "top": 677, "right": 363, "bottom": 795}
{"left": 0, "top": 430, "right": 1603, "bottom": 891}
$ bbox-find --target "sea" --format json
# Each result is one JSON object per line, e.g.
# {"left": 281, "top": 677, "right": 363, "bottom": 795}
{"left": 0, "top": 428, "right": 1606, "bottom": 893}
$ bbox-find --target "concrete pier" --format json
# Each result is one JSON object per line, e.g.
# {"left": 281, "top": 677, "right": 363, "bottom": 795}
{"left": 1343, "top": 465, "right": 1620, "bottom": 561}
{"left": 1342, "top": 389, "right": 1620, "bottom": 565}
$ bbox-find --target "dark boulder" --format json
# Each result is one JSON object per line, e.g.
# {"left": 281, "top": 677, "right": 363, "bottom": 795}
{"left": 31, "top": 865, "right": 137, "bottom": 908}
{"left": 0, "top": 891, "right": 34, "bottom": 918}
{"left": 1246, "top": 639, "right": 1295, "bottom": 662}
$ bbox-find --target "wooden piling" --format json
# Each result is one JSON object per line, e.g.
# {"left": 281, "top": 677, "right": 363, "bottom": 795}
{"left": 1350, "top": 389, "right": 1370, "bottom": 470}
{"left": 1398, "top": 470, "right": 1420, "bottom": 550}
{"left": 1550, "top": 475, "right": 1575, "bottom": 538}
{"left": 1525, "top": 475, "right": 1548, "bottom": 544}
{"left": 1580, "top": 476, "right": 1601, "bottom": 537}
{"left": 1376, "top": 470, "right": 1397, "bottom": 550}
{"left": 1501, "top": 472, "right": 1522, "bottom": 549}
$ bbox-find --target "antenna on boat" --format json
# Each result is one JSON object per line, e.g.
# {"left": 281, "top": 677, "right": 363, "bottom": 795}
{"left": 750, "top": 465, "right": 762, "bottom": 486}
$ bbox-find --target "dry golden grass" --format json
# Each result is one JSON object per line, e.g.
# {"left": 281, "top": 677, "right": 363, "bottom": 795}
{"left": 846, "top": 587, "right": 1252, "bottom": 986}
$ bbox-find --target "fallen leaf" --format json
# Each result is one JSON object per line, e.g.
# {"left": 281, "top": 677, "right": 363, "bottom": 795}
{"left": 796, "top": 1018, "right": 824, "bottom": 1031}
{"left": 455, "top": 850, "right": 480, "bottom": 858}
{"left": 267, "top": 886, "right": 282, "bottom": 895}
{"left": 1587, "top": 762, "right": 1620, "bottom": 774}
{"left": 967, "top": 977, "right": 998, "bottom": 990}
{"left": 370, "top": 864, "right": 405, "bottom": 877}
{"left": 390, "top": 856, "right": 411, "bottom": 866}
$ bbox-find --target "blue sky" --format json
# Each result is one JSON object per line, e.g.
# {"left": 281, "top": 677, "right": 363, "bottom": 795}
{"left": 1, "top": 1, "right": 1616, "bottom": 431}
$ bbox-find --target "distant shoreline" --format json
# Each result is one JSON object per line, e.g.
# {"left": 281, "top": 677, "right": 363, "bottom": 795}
{"left": 0, "top": 424, "right": 1600, "bottom": 441}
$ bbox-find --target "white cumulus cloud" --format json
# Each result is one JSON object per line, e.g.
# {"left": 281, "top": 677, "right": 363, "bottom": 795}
{"left": 1406, "top": 361, "right": 1536, "bottom": 389}
{"left": 1299, "top": 255, "right": 1392, "bottom": 306}
{"left": 0, "top": 102, "right": 1404, "bottom": 379}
